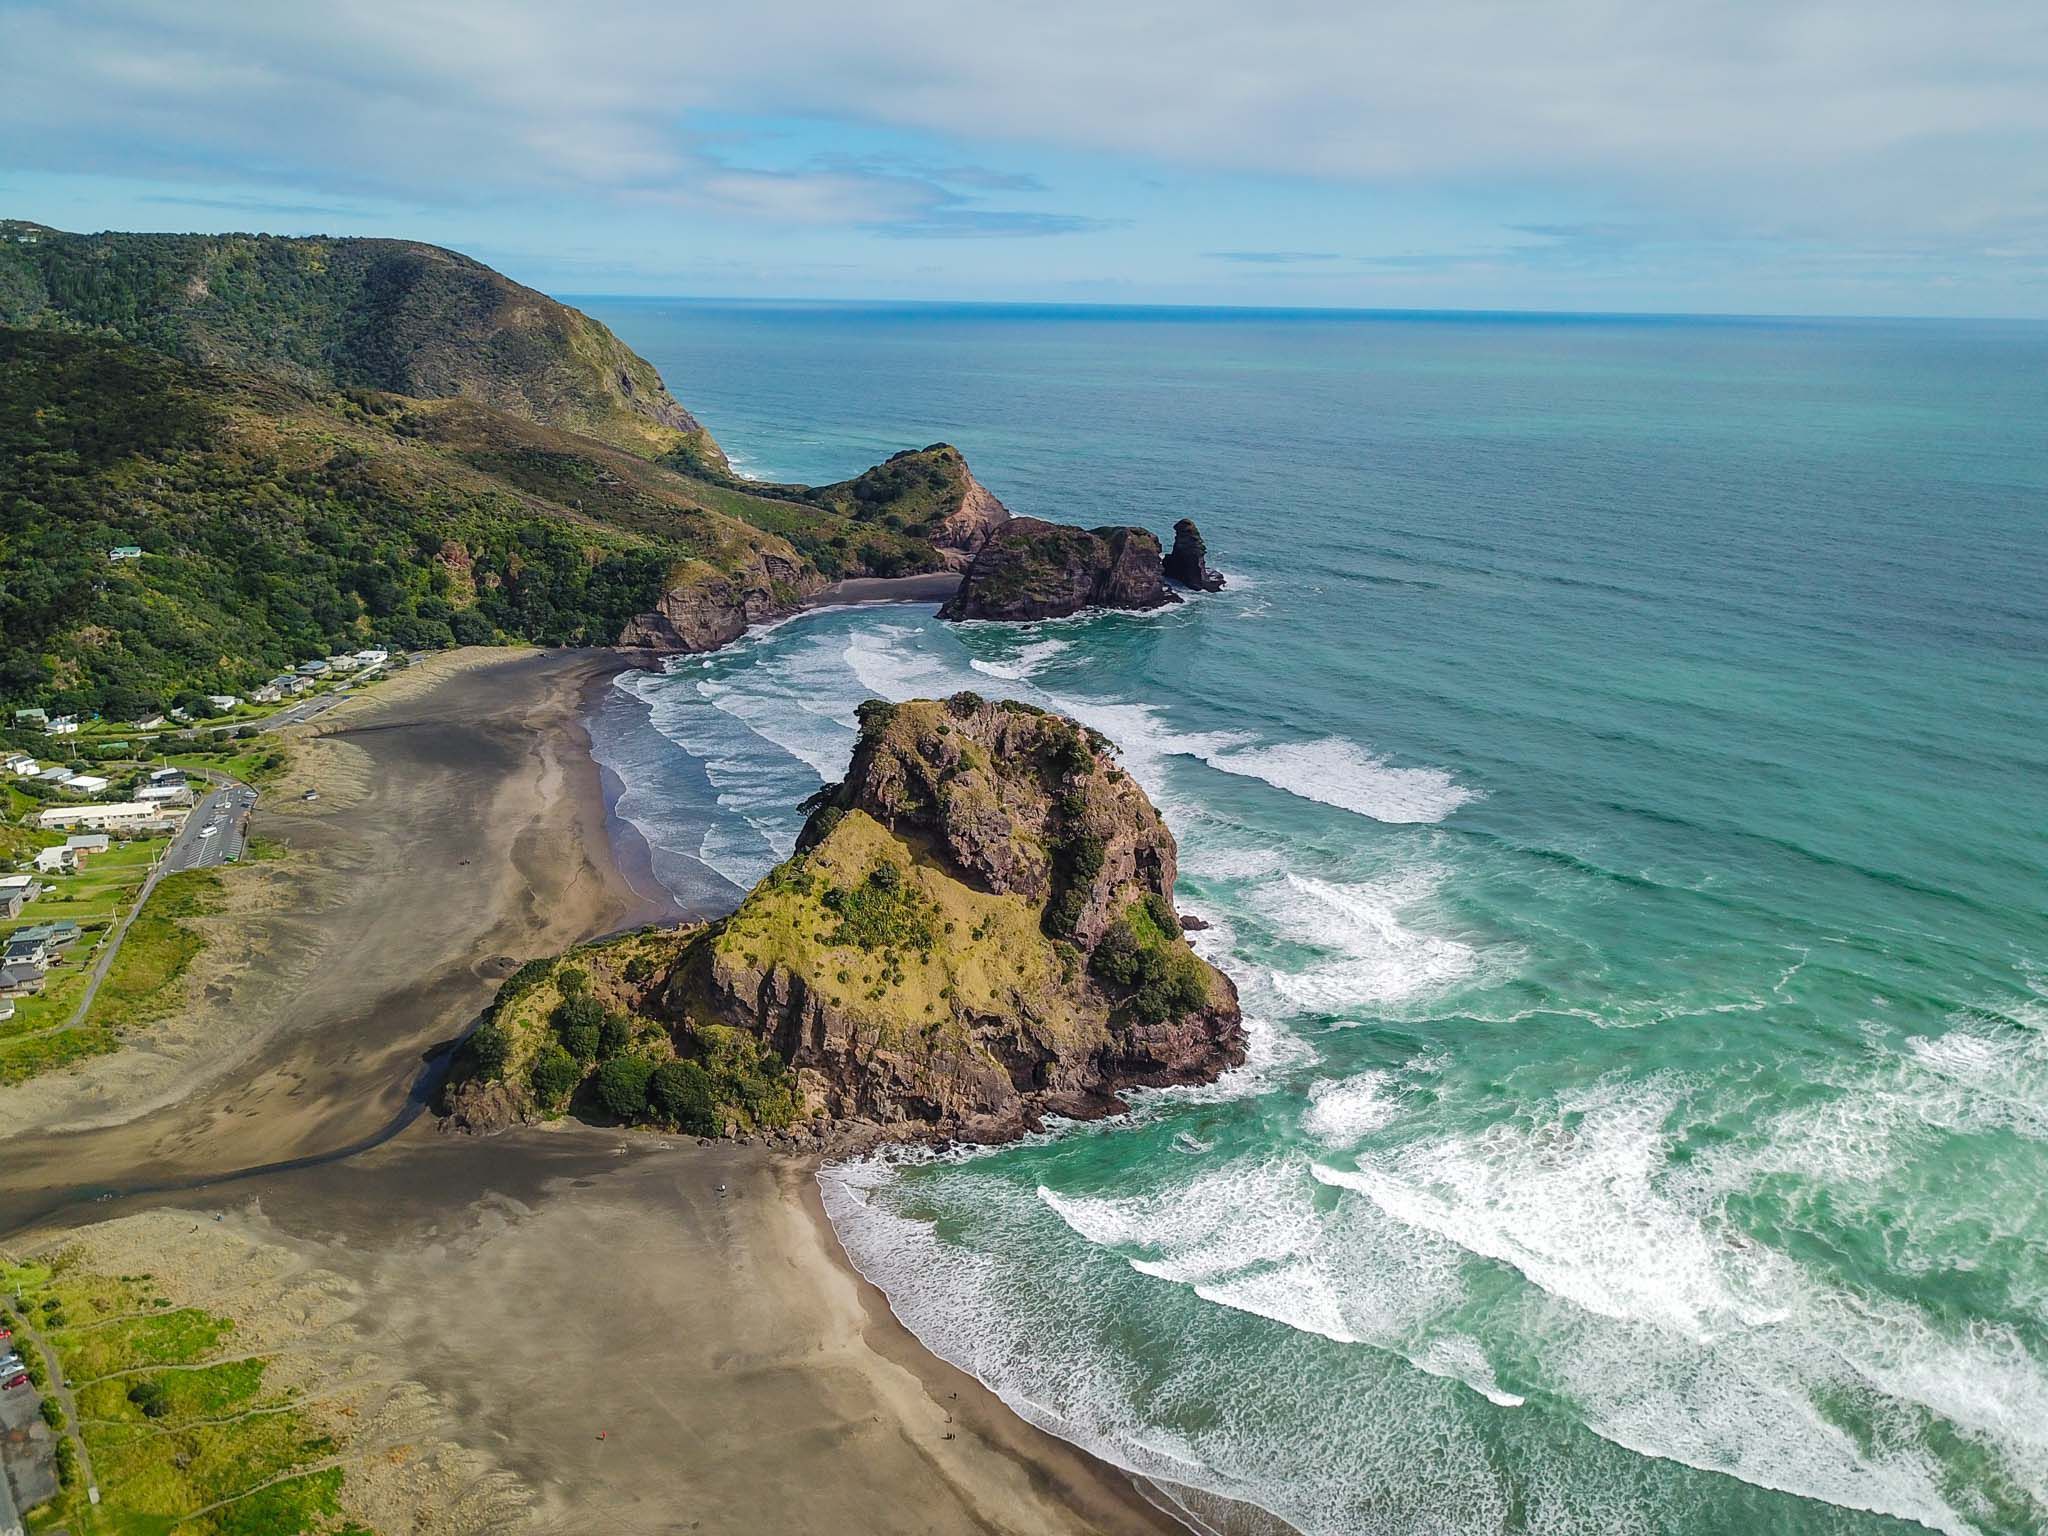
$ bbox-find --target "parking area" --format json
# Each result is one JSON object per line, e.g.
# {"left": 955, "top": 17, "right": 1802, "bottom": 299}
{"left": 164, "top": 783, "right": 255, "bottom": 873}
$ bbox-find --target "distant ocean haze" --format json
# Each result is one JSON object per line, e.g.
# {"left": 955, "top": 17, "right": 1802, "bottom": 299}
{"left": 581, "top": 298, "right": 2048, "bottom": 1536}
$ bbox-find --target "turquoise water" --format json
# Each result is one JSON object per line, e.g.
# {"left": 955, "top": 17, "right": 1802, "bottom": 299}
{"left": 579, "top": 300, "right": 2048, "bottom": 1535}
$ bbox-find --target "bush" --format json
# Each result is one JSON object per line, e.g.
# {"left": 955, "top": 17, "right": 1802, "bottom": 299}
{"left": 649, "top": 1058, "right": 719, "bottom": 1133}
{"left": 592, "top": 1055, "right": 655, "bottom": 1121}
{"left": 528, "top": 1042, "right": 580, "bottom": 1110}
{"left": 551, "top": 993, "right": 606, "bottom": 1062}
{"left": 1090, "top": 903, "right": 1211, "bottom": 1024}
{"left": 127, "top": 1378, "right": 170, "bottom": 1419}
{"left": 597, "top": 1009, "right": 632, "bottom": 1059}
{"left": 556, "top": 966, "right": 589, "bottom": 995}
{"left": 465, "top": 1019, "right": 510, "bottom": 1080}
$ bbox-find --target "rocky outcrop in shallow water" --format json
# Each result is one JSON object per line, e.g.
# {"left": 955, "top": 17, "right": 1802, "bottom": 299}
{"left": 937, "top": 517, "right": 1180, "bottom": 622}
{"left": 1165, "top": 517, "right": 1226, "bottom": 592}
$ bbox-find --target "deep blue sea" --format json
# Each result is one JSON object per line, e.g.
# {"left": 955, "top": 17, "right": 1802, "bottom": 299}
{"left": 577, "top": 298, "right": 2048, "bottom": 1536}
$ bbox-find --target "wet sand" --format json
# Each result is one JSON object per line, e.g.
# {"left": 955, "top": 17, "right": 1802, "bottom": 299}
{"left": 807, "top": 571, "right": 964, "bottom": 606}
{"left": 0, "top": 644, "right": 1184, "bottom": 1535}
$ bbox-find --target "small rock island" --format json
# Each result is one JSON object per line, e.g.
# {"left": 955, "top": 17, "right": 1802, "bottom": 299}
{"left": 445, "top": 693, "right": 1246, "bottom": 1147}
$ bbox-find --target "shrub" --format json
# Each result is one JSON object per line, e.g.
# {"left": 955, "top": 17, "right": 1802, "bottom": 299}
{"left": 650, "top": 1059, "right": 719, "bottom": 1133}
{"left": 551, "top": 993, "right": 606, "bottom": 1062}
{"left": 1090, "top": 902, "right": 1211, "bottom": 1024}
{"left": 592, "top": 1055, "right": 655, "bottom": 1121}
{"left": 127, "top": 1379, "right": 170, "bottom": 1419}
{"left": 465, "top": 1019, "right": 510, "bottom": 1080}
{"left": 528, "top": 1043, "right": 580, "bottom": 1110}
{"left": 556, "top": 966, "right": 589, "bottom": 995}
{"left": 597, "top": 1009, "right": 632, "bottom": 1059}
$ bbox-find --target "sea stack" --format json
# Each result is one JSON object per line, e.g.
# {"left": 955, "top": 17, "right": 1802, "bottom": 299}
{"left": 687, "top": 693, "right": 1246, "bottom": 1142}
{"left": 1164, "top": 517, "right": 1226, "bottom": 591}
{"left": 937, "top": 517, "right": 1179, "bottom": 621}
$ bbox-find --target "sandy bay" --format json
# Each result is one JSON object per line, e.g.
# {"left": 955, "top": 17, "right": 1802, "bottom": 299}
{"left": 0, "top": 645, "right": 1181, "bottom": 1535}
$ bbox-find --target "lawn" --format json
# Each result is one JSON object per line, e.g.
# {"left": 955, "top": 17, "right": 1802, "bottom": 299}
{"left": 1, "top": 1256, "right": 374, "bottom": 1536}
{"left": 84, "top": 868, "right": 220, "bottom": 1033}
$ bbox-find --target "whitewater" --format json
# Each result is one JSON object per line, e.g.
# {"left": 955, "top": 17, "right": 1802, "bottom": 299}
{"left": 582, "top": 299, "right": 2048, "bottom": 1536}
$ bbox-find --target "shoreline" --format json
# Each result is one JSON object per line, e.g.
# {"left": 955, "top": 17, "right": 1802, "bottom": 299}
{"left": 0, "top": 639, "right": 1197, "bottom": 1535}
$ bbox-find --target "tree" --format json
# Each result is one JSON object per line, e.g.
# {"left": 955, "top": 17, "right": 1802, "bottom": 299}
{"left": 528, "top": 1043, "right": 580, "bottom": 1110}
{"left": 551, "top": 993, "right": 605, "bottom": 1062}
{"left": 597, "top": 1009, "right": 632, "bottom": 1059}
{"left": 649, "top": 1059, "right": 719, "bottom": 1133}
{"left": 592, "top": 1055, "right": 655, "bottom": 1121}
{"left": 466, "top": 1020, "right": 510, "bottom": 1080}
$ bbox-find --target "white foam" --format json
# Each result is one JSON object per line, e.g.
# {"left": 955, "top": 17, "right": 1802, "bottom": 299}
{"left": 968, "top": 636, "right": 1072, "bottom": 681}
{"left": 1302, "top": 1071, "right": 1401, "bottom": 1146}
{"left": 1257, "top": 871, "right": 1484, "bottom": 1014}
{"left": 1206, "top": 736, "right": 1478, "bottom": 824}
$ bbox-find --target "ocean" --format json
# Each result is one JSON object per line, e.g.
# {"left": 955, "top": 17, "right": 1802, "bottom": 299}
{"left": 577, "top": 298, "right": 2048, "bottom": 1536}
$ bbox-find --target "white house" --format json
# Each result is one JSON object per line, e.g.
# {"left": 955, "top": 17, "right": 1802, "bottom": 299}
{"left": 133, "top": 713, "right": 166, "bottom": 730}
{"left": 0, "top": 874, "right": 35, "bottom": 900}
{"left": 34, "top": 767, "right": 75, "bottom": 786}
{"left": 37, "top": 801, "right": 185, "bottom": 832}
{"left": 61, "top": 773, "right": 110, "bottom": 796}
{"left": 206, "top": 694, "right": 239, "bottom": 712}
{"left": 325, "top": 654, "right": 362, "bottom": 672}
{"left": 65, "top": 833, "right": 111, "bottom": 857}
{"left": 108, "top": 544, "right": 143, "bottom": 561}
{"left": 354, "top": 649, "right": 389, "bottom": 665}
{"left": 33, "top": 845, "right": 76, "bottom": 874}
{"left": 45, "top": 715, "right": 79, "bottom": 735}
{"left": 137, "top": 783, "right": 193, "bottom": 806}
{"left": 2, "top": 752, "right": 36, "bottom": 775}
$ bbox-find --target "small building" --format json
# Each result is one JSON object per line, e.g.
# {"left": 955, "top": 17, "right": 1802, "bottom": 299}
{"left": 147, "top": 766, "right": 186, "bottom": 785}
{"left": 133, "top": 713, "right": 166, "bottom": 730}
{"left": 45, "top": 715, "right": 78, "bottom": 735}
{"left": 296, "top": 659, "right": 330, "bottom": 677}
{"left": 32, "top": 846, "right": 76, "bottom": 875}
{"left": 65, "top": 833, "right": 111, "bottom": 857}
{"left": 325, "top": 654, "right": 361, "bottom": 672}
{"left": 0, "top": 960, "right": 43, "bottom": 996}
{"left": 13, "top": 708, "right": 48, "bottom": 728}
{"left": 251, "top": 683, "right": 283, "bottom": 704}
{"left": 37, "top": 801, "right": 185, "bottom": 832}
{"left": 355, "top": 649, "right": 389, "bottom": 665}
{"left": 60, "top": 773, "right": 110, "bottom": 796}
{"left": 0, "top": 889, "right": 22, "bottom": 921}
{"left": 34, "top": 766, "right": 75, "bottom": 785}
{"left": 0, "top": 874, "right": 34, "bottom": 901}
{"left": 108, "top": 544, "right": 143, "bottom": 562}
{"left": 169, "top": 706, "right": 192, "bottom": 723}
{"left": 137, "top": 783, "right": 193, "bottom": 807}
{"left": 2, "top": 936, "right": 50, "bottom": 974}
{"left": 2, "top": 752, "right": 36, "bottom": 774}
{"left": 17, "top": 921, "right": 80, "bottom": 950}
{"left": 206, "top": 694, "right": 239, "bottom": 712}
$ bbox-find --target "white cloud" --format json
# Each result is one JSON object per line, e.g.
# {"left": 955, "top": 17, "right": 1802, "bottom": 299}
{"left": 4, "top": 0, "right": 2046, "bottom": 248}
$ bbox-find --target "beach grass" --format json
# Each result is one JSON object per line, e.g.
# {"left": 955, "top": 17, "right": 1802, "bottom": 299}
{"left": 2, "top": 1253, "right": 369, "bottom": 1536}
{"left": 84, "top": 868, "right": 221, "bottom": 1034}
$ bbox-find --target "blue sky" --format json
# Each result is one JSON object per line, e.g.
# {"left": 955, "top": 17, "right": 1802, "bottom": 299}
{"left": 5, "top": 0, "right": 2047, "bottom": 317}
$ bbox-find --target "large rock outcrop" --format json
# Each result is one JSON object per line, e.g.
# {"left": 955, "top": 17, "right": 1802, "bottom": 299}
{"left": 937, "top": 518, "right": 1180, "bottom": 622}
{"left": 677, "top": 694, "right": 1245, "bottom": 1142}
{"left": 1164, "top": 517, "right": 1226, "bottom": 591}
{"left": 618, "top": 549, "right": 825, "bottom": 653}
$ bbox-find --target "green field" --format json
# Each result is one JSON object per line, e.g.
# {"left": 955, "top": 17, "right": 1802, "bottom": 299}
{"left": 1, "top": 1254, "right": 375, "bottom": 1536}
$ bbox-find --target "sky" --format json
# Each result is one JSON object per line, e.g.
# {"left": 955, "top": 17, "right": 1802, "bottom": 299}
{"left": 4, "top": 0, "right": 2047, "bottom": 317}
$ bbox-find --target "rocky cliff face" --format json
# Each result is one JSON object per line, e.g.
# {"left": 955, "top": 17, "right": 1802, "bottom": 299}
{"left": 675, "top": 694, "right": 1245, "bottom": 1142}
{"left": 1164, "top": 517, "right": 1226, "bottom": 591}
{"left": 617, "top": 549, "right": 825, "bottom": 652}
{"left": 937, "top": 518, "right": 1181, "bottom": 622}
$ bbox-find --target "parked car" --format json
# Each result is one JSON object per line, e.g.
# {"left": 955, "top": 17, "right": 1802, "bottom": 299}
{"left": 2, "top": 1371, "right": 28, "bottom": 1391}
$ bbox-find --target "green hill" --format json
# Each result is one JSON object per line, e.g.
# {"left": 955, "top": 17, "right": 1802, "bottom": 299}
{"left": 0, "top": 220, "right": 721, "bottom": 463}
{"left": 0, "top": 222, "right": 1020, "bottom": 721}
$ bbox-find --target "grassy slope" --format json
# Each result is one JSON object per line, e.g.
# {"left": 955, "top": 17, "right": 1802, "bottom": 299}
{"left": 1, "top": 1254, "right": 372, "bottom": 1536}
{"left": 713, "top": 809, "right": 1096, "bottom": 1058}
